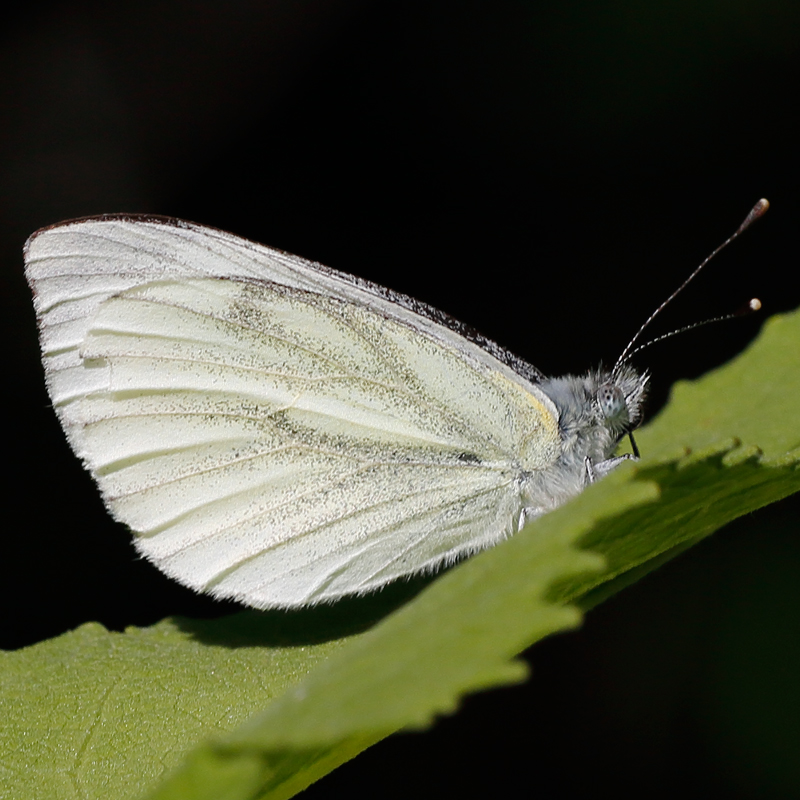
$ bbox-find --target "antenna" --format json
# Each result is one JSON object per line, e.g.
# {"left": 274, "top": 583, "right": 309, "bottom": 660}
{"left": 622, "top": 297, "right": 762, "bottom": 362}
{"left": 613, "top": 199, "right": 769, "bottom": 373}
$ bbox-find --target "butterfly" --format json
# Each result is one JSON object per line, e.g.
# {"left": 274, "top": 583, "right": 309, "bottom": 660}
{"left": 25, "top": 204, "right": 764, "bottom": 608}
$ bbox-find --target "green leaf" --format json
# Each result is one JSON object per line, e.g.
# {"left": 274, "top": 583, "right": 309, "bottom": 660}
{"left": 0, "top": 618, "right": 346, "bottom": 799}
{"left": 3, "top": 308, "right": 798, "bottom": 800}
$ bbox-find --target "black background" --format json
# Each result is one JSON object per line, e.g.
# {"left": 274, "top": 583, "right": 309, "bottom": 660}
{"left": 2, "top": 2, "right": 799, "bottom": 798}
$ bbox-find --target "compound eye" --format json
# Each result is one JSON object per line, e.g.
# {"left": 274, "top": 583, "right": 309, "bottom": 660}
{"left": 598, "top": 383, "right": 627, "bottom": 423}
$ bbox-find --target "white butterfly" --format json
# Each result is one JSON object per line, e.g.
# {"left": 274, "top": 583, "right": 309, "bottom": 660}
{"left": 25, "top": 215, "right": 649, "bottom": 608}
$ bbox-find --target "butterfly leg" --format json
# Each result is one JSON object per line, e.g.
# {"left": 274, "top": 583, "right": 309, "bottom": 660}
{"left": 517, "top": 504, "right": 547, "bottom": 530}
{"left": 584, "top": 453, "right": 637, "bottom": 484}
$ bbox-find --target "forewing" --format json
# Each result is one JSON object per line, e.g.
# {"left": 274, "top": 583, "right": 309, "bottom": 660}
{"left": 25, "top": 219, "right": 559, "bottom": 607}
{"left": 24, "top": 215, "right": 544, "bottom": 407}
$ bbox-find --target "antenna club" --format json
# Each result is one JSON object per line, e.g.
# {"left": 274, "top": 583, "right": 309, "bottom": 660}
{"left": 741, "top": 198, "right": 770, "bottom": 232}
{"left": 742, "top": 297, "right": 762, "bottom": 313}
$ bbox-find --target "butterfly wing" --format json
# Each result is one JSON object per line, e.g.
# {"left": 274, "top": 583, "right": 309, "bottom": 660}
{"left": 25, "top": 217, "right": 561, "bottom": 607}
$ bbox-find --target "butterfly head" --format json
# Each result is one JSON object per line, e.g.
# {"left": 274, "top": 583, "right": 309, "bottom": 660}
{"left": 537, "top": 365, "right": 648, "bottom": 465}
{"left": 599, "top": 364, "right": 648, "bottom": 438}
